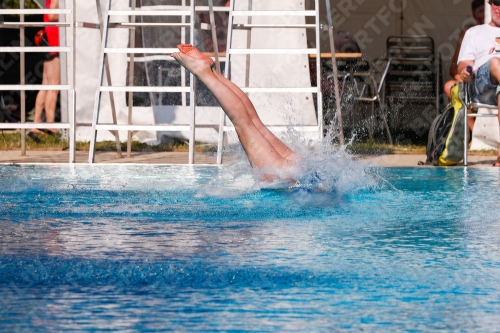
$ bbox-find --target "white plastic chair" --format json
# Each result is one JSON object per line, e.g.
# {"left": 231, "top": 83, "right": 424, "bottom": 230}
{"left": 463, "top": 83, "right": 498, "bottom": 166}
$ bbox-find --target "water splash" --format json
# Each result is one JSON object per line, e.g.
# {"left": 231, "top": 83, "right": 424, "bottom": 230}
{"left": 198, "top": 121, "right": 381, "bottom": 200}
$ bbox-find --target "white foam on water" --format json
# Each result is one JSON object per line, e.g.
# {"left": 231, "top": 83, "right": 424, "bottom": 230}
{"left": 197, "top": 123, "right": 381, "bottom": 199}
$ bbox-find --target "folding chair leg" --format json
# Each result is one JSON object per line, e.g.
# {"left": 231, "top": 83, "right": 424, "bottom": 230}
{"left": 369, "top": 101, "right": 374, "bottom": 140}
{"left": 377, "top": 98, "right": 393, "bottom": 145}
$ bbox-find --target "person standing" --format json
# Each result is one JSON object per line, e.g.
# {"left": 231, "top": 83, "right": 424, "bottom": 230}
{"left": 172, "top": 44, "right": 297, "bottom": 180}
{"left": 29, "top": 0, "right": 60, "bottom": 142}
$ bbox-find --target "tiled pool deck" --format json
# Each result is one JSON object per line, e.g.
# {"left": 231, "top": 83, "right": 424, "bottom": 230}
{"left": 0, "top": 150, "right": 497, "bottom": 167}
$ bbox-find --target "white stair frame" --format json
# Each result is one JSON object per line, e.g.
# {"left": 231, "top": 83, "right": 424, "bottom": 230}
{"left": 216, "top": 0, "right": 323, "bottom": 164}
{"left": 88, "top": 0, "right": 197, "bottom": 164}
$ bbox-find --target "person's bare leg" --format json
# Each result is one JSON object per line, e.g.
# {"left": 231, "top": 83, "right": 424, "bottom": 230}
{"left": 172, "top": 51, "right": 290, "bottom": 170}
{"left": 496, "top": 93, "right": 500, "bottom": 166}
{"left": 497, "top": 93, "right": 500, "bottom": 166}
{"left": 34, "top": 90, "right": 46, "bottom": 123}
{"left": 43, "top": 57, "right": 60, "bottom": 132}
{"left": 212, "top": 71, "right": 297, "bottom": 161}
{"left": 176, "top": 45, "right": 295, "bottom": 160}
{"left": 444, "top": 80, "right": 456, "bottom": 100}
{"left": 489, "top": 58, "right": 500, "bottom": 166}
{"left": 32, "top": 65, "right": 49, "bottom": 135}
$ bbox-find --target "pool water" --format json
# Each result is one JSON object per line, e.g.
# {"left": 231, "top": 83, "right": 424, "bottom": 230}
{"left": 1, "top": 164, "right": 500, "bottom": 332}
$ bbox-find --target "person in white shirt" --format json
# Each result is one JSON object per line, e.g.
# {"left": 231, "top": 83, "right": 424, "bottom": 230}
{"left": 458, "top": 0, "right": 500, "bottom": 166}
{"left": 444, "top": 0, "right": 484, "bottom": 135}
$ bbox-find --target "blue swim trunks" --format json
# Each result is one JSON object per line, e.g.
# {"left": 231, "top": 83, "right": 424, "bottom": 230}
{"left": 472, "top": 59, "right": 500, "bottom": 105}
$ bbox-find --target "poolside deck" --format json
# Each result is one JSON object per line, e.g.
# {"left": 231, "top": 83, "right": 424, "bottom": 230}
{"left": 0, "top": 150, "right": 497, "bottom": 167}
{"left": 0, "top": 150, "right": 218, "bottom": 165}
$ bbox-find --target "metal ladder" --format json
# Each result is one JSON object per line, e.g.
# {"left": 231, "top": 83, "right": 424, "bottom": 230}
{"left": 216, "top": 0, "right": 323, "bottom": 164}
{"left": 88, "top": 0, "right": 197, "bottom": 164}
{"left": 0, "top": 1, "right": 76, "bottom": 162}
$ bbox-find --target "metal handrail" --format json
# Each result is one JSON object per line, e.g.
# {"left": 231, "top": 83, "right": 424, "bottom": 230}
{"left": 216, "top": 0, "right": 324, "bottom": 164}
{"left": 463, "top": 83, "right": 498, "bottom": 166}
{"left": 89, "top": 0, "right": 198, "bottom": 164}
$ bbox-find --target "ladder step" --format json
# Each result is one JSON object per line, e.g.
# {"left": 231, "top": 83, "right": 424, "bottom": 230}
{"left": 195, "top": 6, "right": 230, "bottom": 12}
{"left": 309, "top": 52, "right": 362, "bottom": 58}
{"left": 136, "top": 5, "right": 228, "bottom": 12}
{"left": 111, "top": 22, "right": 190, "bottom": 28}
{"left": 0, "top": 22, "right": 71, "bottom": 28}
{"left": 232, "top": 10, "right": 317, "bottom": 16}
{"left": 132, "top": 55, "right": 227, "bottom": 63}
{"left": 104, "top": 48, "right": 177, "bottom": 54}
{"left": 0, "top": 85, "right": 71, "bottom": 91}
{"left": 0, "top": 47, "right": 71, "bottom": 53}
{"left": 469, "top": 114, "right": 498, "bottom": 117}
{"left": 0, "top": 9, "right": 71, "bottom": 15}
{"left": 467, "top": 103, "right": 498, "bottom": 110}
{"left": 233, "top": 23, "right": 316, "bottom": 29}
{"left": 240, "top": 87, "right": 319, "bottom": 93}
{"left": 95, "top": 124, "right": 191, "bottom": 131}
{"left": 0, "top": 123, "right": 71, "bottom": 130}
{"left": 100, "top": 86, "right": 190, "bottom": 93}
{"left": 228, "top": 48, "right": 317, "bottom": 55}
{"left": 108, "top": 10, "right": 191, "bottom": 16}
{"left": 85, "top": 22, "right": 188, "bottom": 30}
{"left": 75, "top": 22, "right": 100, "bottom": 29}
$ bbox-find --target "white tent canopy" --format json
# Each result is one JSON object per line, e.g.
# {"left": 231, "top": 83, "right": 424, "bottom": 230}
{"left": 60, "top": 0, "right": 495, "bottom": 146}
{"left": 311, "top": 0, "right": 487, "bottom": 82}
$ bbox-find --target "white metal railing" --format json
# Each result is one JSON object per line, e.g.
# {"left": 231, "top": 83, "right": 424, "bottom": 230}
{"left": 88, "top": 0, "right": 198, "bottom": 164}
{"left": 0, "top": 2, "right": 76, "bottom": 162}
{"left": 88, "top": 1, "right": 233, "bottom": 164}
{"left": 216, "top": 0, "right": 324, "bottom": 164}
{"left": 463, "top": 83, "right": 498, "bottom": 166}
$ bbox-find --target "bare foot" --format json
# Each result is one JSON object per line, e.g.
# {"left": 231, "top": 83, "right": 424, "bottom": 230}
{"left": 171, "top": 52, "right": 214, "bottom": 78}
{"left": 285, "top": 152, "right": 299, "bottom": 162}
{"left": 177, "top": 44, "right": 214, "bottom": 67}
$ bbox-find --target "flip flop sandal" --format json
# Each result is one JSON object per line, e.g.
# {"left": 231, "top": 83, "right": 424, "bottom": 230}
{"left": 40, "top": 129, "right": 61, "bottom": 141}
{"left": 41, "top": 128, "right": 60, "bottom": 136}
{"left": 27, "top": 131, "right": 44, "bottom": 144}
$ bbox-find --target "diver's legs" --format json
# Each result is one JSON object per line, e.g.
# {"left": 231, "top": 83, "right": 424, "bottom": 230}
{"left": 172, "top": 51, "right": 289, "bottom": 169}
{"left": 43, "top": 56, "right": 60, "bottom": 130}
{"left": 212, "top": 71, "right": 296, "bottom": 161}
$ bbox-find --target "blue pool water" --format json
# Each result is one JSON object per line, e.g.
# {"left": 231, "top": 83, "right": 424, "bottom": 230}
{"left": 1, "top": 164, "right": 500, "bottom": 332}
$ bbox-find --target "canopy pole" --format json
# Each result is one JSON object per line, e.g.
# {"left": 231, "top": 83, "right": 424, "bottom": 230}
{"left": 208, "top": 0, "right": 221, "bottom": 73}
{"left": 485, "top": 0, "right": 491, "bottom": 23}
{"left": 325, "top": 0, "right": 344, "bottom": 145}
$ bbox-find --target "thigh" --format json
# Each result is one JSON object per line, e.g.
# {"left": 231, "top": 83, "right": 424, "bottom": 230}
{"left": 44, "top": 57, "right": 60, "bottom": 85}
{"left": 473, "top": 60, "right": 498, "bottom": 105}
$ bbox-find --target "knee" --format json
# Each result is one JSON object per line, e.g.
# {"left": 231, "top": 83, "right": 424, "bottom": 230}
{"left": 491, "top": 58, "right": 500, "bottom": 73}
{"left": 47, "top": 90, "right": 59, "bottom": 98}
{"left": 232, "top": 117, "right": 252, "bottom": 129}
{"left": 444, "top": 80, "right": 456, "bottom": 98}
{"left": 444, "top": 80, "right": 455, "bottom": 90}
